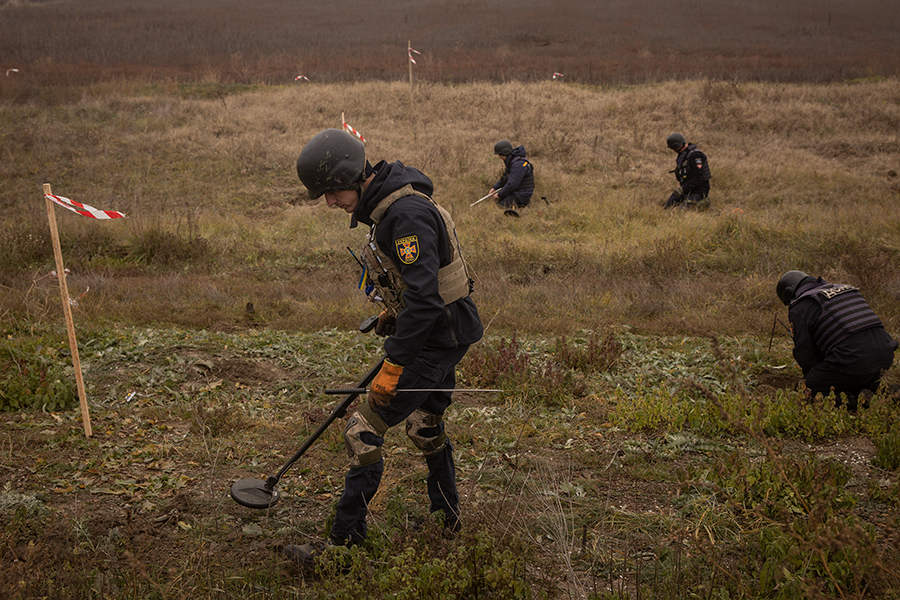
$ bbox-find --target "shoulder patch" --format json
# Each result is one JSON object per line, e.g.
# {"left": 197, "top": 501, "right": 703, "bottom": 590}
{"left": 395, "top": 235, "right": 419, "bottom": 264}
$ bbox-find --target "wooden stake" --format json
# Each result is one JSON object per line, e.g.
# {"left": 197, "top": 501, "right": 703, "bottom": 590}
{"left": 43, "top": 183, "right": 92, "bottom": 438}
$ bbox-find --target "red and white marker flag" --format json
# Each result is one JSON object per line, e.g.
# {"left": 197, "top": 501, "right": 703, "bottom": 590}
{"left": 342, "top": 120, "right": 366, "bottom": 143}
{"left": 294, "top": 75, "right": 310, "bottom": 82}
{"left": 45, "top": 194, "right": 127, "bottom": 219}
{"left": 408, "top": 47, "right": 421, "bottom": 64}
{"left": 552, "top": 72, "right": 564, "bottom": 79}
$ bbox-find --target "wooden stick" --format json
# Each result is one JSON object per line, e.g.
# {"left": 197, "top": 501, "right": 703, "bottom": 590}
{"left": 43, "top": 183, "right": 92, "bottom": 438}
{"left": 470, "top": 191, "right": 496, "bottom": 207}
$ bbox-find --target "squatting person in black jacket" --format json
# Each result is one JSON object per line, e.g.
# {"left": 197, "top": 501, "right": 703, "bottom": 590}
{"left": 286, "top": 129, "right": 484, "bottom": 568}
{"left": 488, "top": 139, "right": 534, "bottom": 215}
{"left": 777, "top": 270, "right": 898, "bottom": 410}
{"left": 663, "top": 132, "right": 711, "bottom": 210}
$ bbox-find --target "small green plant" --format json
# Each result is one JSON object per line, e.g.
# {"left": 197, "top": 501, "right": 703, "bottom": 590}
{"left": 0, "top": 336, "right": 77, "bottom": 411}
{"left": 461, "top": 335, "right": 583, "bottom": 404}
{"left": 1, "top": 482, "right": 49, "bottom": 536}
{"left": 873, "top": 431, "right": 900, "bottom": 471}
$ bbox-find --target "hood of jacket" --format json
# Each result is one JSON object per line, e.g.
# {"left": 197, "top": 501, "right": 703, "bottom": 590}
{"left": 351, "top": 160, "right": 434, "bottom": 228}
{"left": 505, "top": 145, "right": 528, "bottom": 165}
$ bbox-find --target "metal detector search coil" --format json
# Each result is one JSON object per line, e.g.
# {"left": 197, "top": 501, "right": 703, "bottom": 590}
{"left": 229, "top": 358, "right": 385, "bottom": 510}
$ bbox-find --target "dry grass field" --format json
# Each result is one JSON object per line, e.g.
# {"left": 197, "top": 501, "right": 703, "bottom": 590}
{"left": 2, "top": 78, "right": 899, "bottom": 338}
{"left": 2, "top": 1, "right": 900, "bottom": 599}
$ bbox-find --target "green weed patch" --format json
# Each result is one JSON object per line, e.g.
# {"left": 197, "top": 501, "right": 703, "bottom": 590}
{"left": 0, "top": 334, "right": 77, "bottom": 411}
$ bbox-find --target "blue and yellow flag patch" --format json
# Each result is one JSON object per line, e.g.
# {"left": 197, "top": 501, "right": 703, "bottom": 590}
{"left": 395, "top": 235, "right": 419, "bottom": 264}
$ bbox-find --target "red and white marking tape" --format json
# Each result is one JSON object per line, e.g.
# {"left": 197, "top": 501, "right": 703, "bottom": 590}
{"left": 294, "top": 75, "right": 310, "bottom": 82}
{"left": 552, "top": 72, "right": 564, "bottom": 79}
{"left": 45, "top": 194, "right": 126, "bottom": 219}
{"left": 408, "top": 47, "right": 421, "bottom": 64}
{"left": 342, "top": 120, "right": 366, "bottom": 143}
{"left": 6, "top": 68, "right": 19, "bottom": 76}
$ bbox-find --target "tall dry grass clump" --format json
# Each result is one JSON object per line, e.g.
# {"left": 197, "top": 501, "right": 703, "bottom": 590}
{"left": 1, "top": 78, "right": 899, "bottom": 337}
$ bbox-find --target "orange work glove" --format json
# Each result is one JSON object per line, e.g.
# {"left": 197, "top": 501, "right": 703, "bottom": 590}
{"left": 374, "top": 310, "right": 397, "bottom": 337}
{"left": 368, "top": 359, "right": 403, "bottom": 408}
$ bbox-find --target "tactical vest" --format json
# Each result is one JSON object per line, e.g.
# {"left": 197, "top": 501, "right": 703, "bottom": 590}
{"left": 360, "top": 185, "right": 473, "bottom": 315}
{"left": 792, "top": 283, "right": 884, "bottom": 352}
{"left": 676, "top": 146, "right": 711, "bottom": 183}
{"left": 498, "top": 157, "right": 535, "bottom": 194}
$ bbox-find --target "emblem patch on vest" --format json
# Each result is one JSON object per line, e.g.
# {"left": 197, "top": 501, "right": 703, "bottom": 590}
{"left": 819, "top": 284, "right": 857, "bottom": 299}
{"left": 395, "top": 235, "right": 419, "bottom": 264}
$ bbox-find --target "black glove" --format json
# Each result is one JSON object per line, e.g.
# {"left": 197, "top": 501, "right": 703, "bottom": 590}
{"left": 374, "top": 310, "right": 396, "bottom": 337}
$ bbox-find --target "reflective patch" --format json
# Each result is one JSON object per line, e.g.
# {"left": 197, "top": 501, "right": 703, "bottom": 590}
{"left": 819, "top": 284, "right": 858, "bottom": 299}
{"left": 395, "top": 235, "right": 419, "bottom": 265}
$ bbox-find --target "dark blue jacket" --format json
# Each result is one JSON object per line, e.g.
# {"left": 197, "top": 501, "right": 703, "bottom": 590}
{"left": 354, "top": 160, "right": 483, "bottom": 368}
{"left": 494, "top": 146, "right": 534, "bottom": 208}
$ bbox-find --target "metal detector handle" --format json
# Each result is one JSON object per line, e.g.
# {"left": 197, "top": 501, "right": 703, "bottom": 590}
{"left": 359, "top": 315, "right": 378, "bottom": 333}
{"left": 265, "top": 357, "right": 386, "bottom": 488}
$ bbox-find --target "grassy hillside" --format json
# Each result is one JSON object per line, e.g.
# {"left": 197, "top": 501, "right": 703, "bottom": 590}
{"left": 1, "top": 78, "right": 899, "bottom": 339}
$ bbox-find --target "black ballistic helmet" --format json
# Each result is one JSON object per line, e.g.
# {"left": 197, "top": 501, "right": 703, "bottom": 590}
{"left": 666, "top": 132, "right": 686, "bottom": 151}
{"left": 494, "top": 139, "right": 513, "bottom": 156}
{"left": 776, "top": 270, "right": 808, "bottom": 306}
{"left": 296, "top": 129, "right": 366, "bottom": 198}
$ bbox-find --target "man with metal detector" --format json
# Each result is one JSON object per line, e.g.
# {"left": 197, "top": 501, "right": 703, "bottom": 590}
{"left": 663, "top": 132, "right": 711, "bottom": 210}
{"left": 488, "top": 139, "right": 534, "bottom": 217}
{"left": 287, "top": 128, "right": 484, "bottom": 568}
{"left": 776, "top": 270, "right": 898, "bottom": 410}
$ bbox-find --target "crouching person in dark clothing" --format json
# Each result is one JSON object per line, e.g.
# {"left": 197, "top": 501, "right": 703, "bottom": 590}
{"left": 488, "top": 139, "right": 534, "bottom": 214}
{"left": 663, "top": 132, "right": 711, "bottom": 210}
{"left": 777, "top": 270, "right": 898, "bottom": 410}
{"left": 285, "top": 128, "right": 484, "bottom": 569}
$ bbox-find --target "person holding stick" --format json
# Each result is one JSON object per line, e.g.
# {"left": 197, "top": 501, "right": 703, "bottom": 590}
{"left": 286, "top": 128, "right": 483, "bottom": 568}
{"left": 488, "top": 139, "right": 534, "bottom": 215}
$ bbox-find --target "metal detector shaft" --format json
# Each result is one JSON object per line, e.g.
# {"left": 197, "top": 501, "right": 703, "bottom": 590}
{"left": 768, "top": 313, "right": 778, "bottom": 351}
{"left": 768, "top": 313, "right": 793, "bottom": 351}
{"left": 263, "top": 357, "right": 385, "bottom": 489}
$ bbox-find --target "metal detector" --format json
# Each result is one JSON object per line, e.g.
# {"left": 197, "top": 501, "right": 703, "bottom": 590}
{"left": 229, "top": 357, "right": 385, "bottom": 509}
